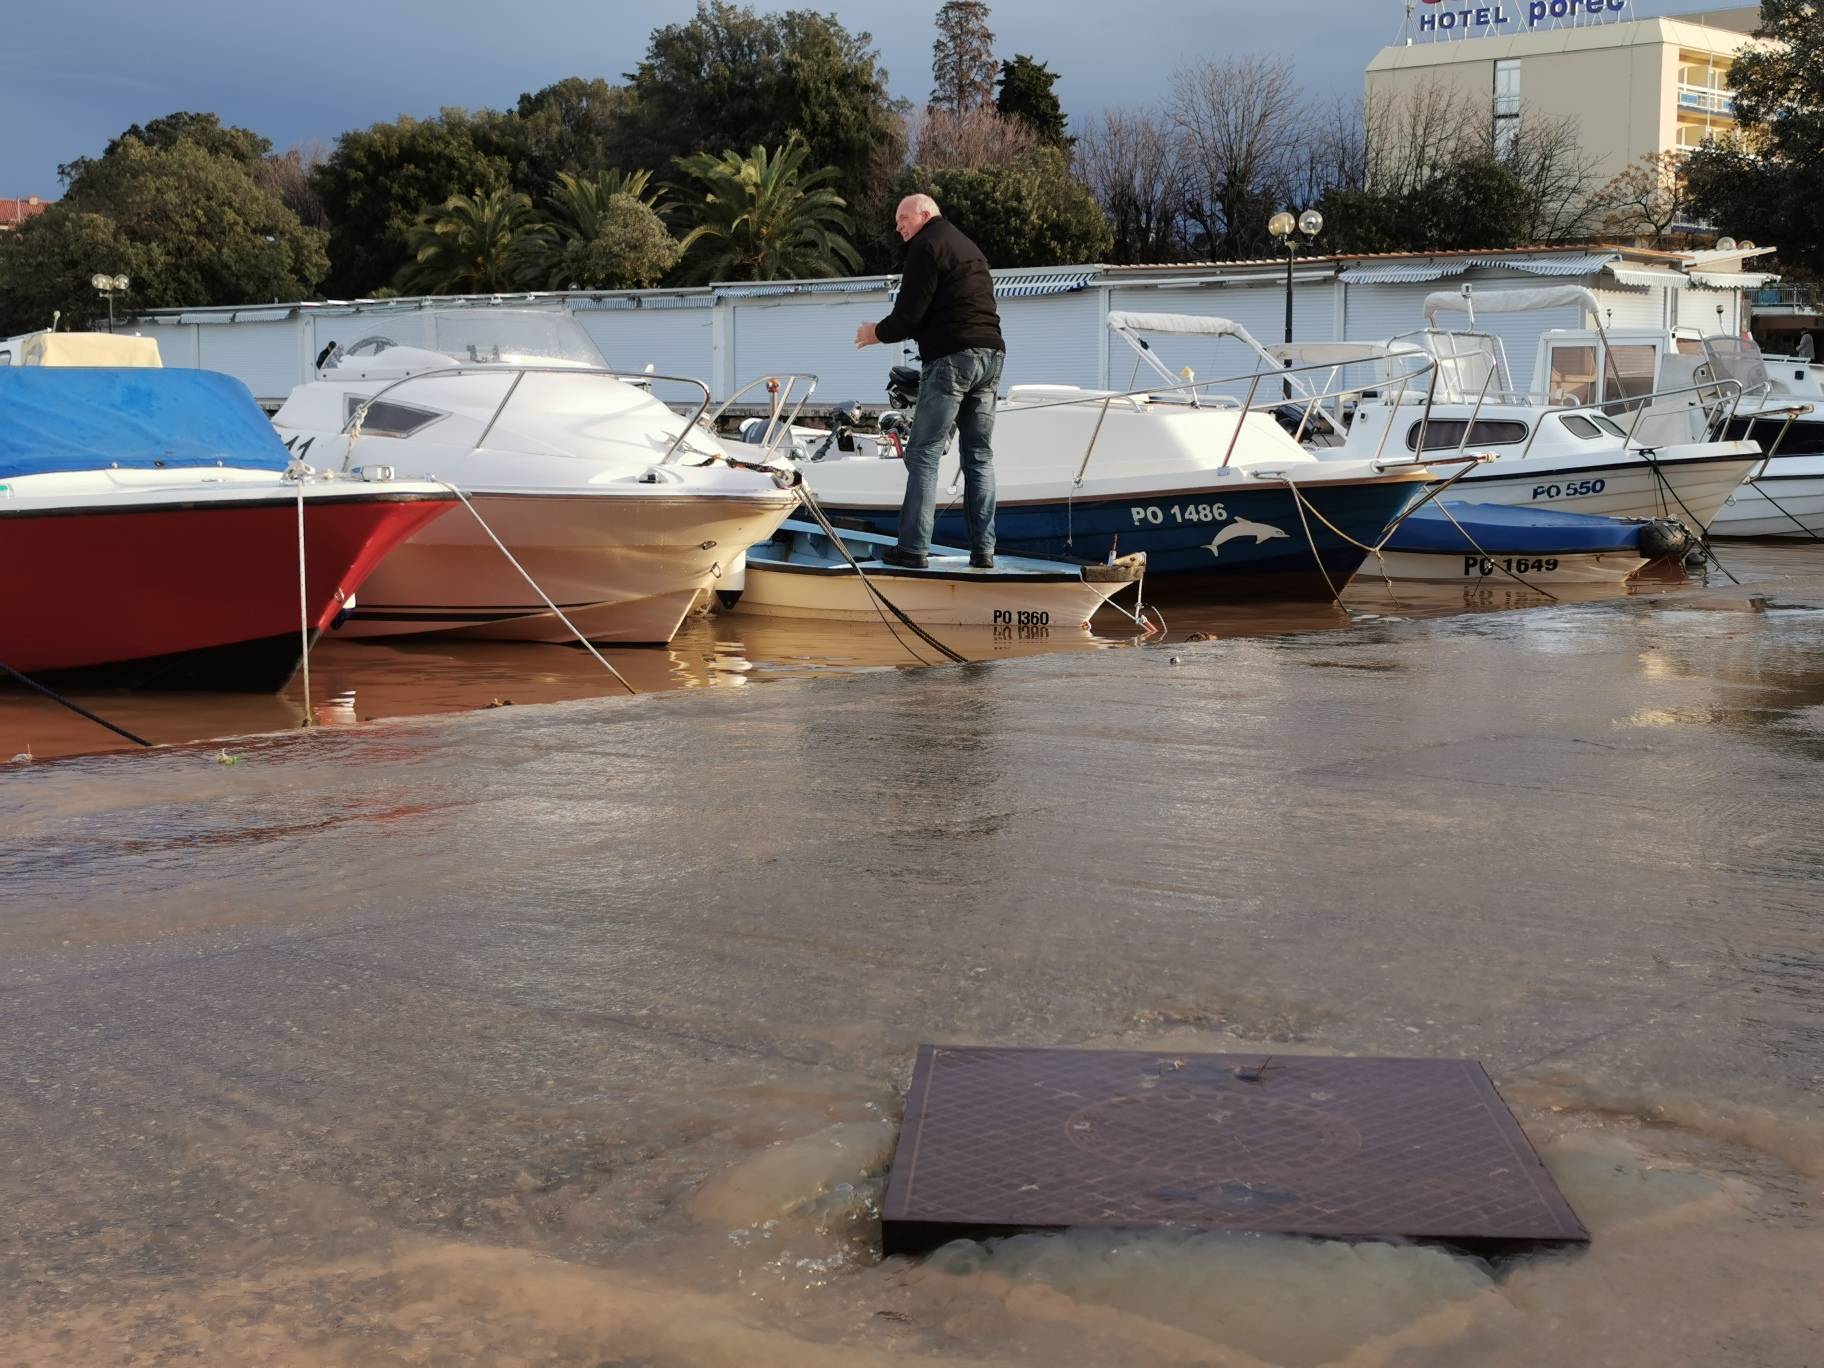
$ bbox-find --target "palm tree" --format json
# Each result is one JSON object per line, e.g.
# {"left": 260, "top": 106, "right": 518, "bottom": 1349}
{"left": 395, "top": 188, "right": 547, "bottom": 295}
{"left": 530, "top": 172, "right": 681, "bottom": 290}
{"left": 670, "top": 137, "right": 861, "bottom": 283}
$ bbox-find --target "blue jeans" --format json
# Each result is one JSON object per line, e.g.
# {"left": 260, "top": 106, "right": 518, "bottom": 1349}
{"left": 898, "top": 347, "right": 1004, "bottom": 557}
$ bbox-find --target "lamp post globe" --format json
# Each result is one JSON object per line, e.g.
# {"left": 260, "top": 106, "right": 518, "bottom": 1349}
{"left": 1267, "top": 211, "right": 1296, "bottom": 240}
{"left": 1298, "top": 209, "right": 1324, "bottom": 238}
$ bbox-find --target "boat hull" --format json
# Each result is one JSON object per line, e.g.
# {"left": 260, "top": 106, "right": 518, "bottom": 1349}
{"left": 821, "top": 474, "right": 1431, "bottom": 600}
{"left": 732, "top": 557, "right": 1128, "bottom": 626}
{"left": 334, "top": 489, "right": 797, "bottom": 645}
{"left": 0, "top": 489, "right": 451, "bottom": 689}
{"left": 1710, "top": 458, "right": 1824, "bottom": 538}
{"left": 1445, "top": 448, "right": 1759, "bottom": 531}
{"left": 1366, "top": 548, "right": 1648, "bottom": 584}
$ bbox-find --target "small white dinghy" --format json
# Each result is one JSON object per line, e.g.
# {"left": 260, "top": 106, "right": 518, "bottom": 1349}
{"left": 721, "top": 520, "right": 1146, "bottom": 627}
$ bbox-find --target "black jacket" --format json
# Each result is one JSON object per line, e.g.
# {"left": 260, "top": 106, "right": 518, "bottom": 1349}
{"left": 875, "top": 218, "right": 1006, "bottom": 363}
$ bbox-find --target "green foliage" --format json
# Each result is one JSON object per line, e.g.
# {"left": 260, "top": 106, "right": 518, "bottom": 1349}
{"left": 930, "top": 0, "right": 997, "bottom": 113}
{"left": 1320, "top": 154, "right": 1530, "bottom": 254}
{"left": 995, "top": 55, "right": 1069, "bottom": 147}
{"left": 533, "top": 175, "right": 680, "bottom": 288}
{"left": 1685, "top": 0, "right": 1824, "bottom": 274}
{"left": 312, "top": 110, "right": 511, "bottom": 297}
{"left": 395, "top": 188, "right": 547, "bottom": 295}
{"left": 619, "top": 2, "right": 903, "bottom": 209}
{"left": 486, "top": 77, "right": 634, "bottom": 195}
{"left": 59, "top": 111, "right": 271, "bottom": 188}
{"left": 671, "top": 137, "right": 860, "bottom": 282}
{"left": 898, "top": 147, "right": 1111, "bottom": 268}
{"left": 0, "top": 132, "right": 327, "bottom": 335}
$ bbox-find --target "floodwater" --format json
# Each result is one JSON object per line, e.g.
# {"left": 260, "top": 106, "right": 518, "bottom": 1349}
{"left": 0, "top": 550, "right": 1761, "bottom": 763}
{"left": 2, "top": 543, "right": 1822, "bottom": 1366}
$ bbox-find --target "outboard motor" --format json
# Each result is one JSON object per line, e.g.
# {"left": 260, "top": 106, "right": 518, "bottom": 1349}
{"left": 887, "top": 365, "right": 922, "bottom": 410}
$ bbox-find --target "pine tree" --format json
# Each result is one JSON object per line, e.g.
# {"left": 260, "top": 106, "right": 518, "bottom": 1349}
{"left": 930, "top": 1, "right": 996, "bottom": 114}
{"left": 995, "top": 55, "right": 1069, "bottom": 147}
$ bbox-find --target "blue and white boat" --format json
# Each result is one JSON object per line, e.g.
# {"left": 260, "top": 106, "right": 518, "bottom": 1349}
{"left": 1372, "top": 500, "right": 1695, "bottom": 583}
{"left": 781, "top": 319, "right": 1440, "bottom": 600}
{"left": 721, "top": 520, "right": 1145, "bottom": 627}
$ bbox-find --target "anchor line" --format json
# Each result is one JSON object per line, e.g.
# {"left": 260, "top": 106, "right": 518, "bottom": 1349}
{"left": 437, "top": 482, "right": 638, "bottom": 695}
{"left": 788, "top": 485, "right": 969, "bottom": 665}
{"left": 0, "top": 661, "right": 153, "bottom": 748}
{"left": 1742, "top": 474, "right": 1823, "bottom": 542}
{"left": 1639, "top": 453, "right": 1738, "bottom": 586}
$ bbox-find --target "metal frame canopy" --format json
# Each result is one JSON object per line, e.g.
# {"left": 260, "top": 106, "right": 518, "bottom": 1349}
{"left": 881, "top": 1045, "right": 1588, "bottom": 1257}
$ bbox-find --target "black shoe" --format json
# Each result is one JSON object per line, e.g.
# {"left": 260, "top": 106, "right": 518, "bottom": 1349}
{"left": 878, "top": 545, "right": 928, "bottom": 569}
{"left": 970, "top": 553, "right": 995, "bottom": 569}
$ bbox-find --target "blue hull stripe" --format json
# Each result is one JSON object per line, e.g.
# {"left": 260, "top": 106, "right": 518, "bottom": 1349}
{"left": 823, "top": 481, "right": 1426, "bottom": 585}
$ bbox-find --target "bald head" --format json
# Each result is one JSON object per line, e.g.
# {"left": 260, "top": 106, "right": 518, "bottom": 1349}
{"left": 894, "top": 194, "right": 940, "bottom": 242}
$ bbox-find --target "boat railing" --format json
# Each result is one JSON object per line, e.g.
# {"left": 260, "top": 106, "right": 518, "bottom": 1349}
{"left": 339, "top": 364, "right": 720, "bottom": 468}
{"left": 988, "top": 350, "right": 1451, "bottom": 485}
{"left": 687, "top": 374, "right": 822, "bottom": 465}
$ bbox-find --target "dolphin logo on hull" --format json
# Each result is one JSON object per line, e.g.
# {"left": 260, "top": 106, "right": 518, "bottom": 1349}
{"left": 1205, "top": 518, "right": 1289, "bottom": 559}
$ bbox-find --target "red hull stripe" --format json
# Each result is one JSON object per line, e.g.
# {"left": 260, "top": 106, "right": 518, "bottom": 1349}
{"left": 0, "top": 496, "right": 450, "bottom": 675}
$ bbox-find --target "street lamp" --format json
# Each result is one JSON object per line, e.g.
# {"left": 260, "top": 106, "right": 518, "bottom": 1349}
{"left": 90, "top": 272, "right": 129, "bottom": 333}
{"left": 1268, "top": 209, "right": 1323, "bottom": 397}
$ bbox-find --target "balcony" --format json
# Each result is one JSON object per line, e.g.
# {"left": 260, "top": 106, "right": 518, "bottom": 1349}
{"left": 1677, "top": 83, "right": 1737, "bottom": 117}
{"left": 1751, "top": 286, "right": 1822, "bottom": 316}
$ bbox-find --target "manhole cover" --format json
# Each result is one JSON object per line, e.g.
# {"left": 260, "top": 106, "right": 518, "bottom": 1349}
{"left": 881, "top": 1046, "right": 1587, "bottom": 1257}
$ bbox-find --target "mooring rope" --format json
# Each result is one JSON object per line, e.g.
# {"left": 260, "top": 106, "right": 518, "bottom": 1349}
{"left": 1640, "top": 453, "right": 1738, "bottom": 585}
{"left": 0, "top": 661, "right": 152, "bottom": 748}
{"left": 438, "top": 482, "right": 637, "bottom": 695}
{"left": 789, "top": 485, "right": 969, "bottom": 665}
{"left": 294, "top": 480, "right": 314, "bottom": 726}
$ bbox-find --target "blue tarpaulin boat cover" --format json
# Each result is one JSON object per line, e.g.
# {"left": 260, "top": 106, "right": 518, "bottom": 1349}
{"left": 1388, "top": 500, "right": 1643, "bottom": 556}
{"left": 0, "top": 368, "right": 291, "bottom": 479}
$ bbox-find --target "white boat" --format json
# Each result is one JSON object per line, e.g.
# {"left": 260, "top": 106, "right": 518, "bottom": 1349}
{"left": 270, "top": 310, "right": 801, "bottom": 645}
{"left": 769, "top": 318, "right": 1441, "bottom": 600}
{"left": 1551, "top": 328, "right": 1824, "bottom": 539}
{"left": 1246, "top": 288, "right": 1762, "bottom": 534}
{"left": 725, "top": 520, "right": 1145, "bottom": 626}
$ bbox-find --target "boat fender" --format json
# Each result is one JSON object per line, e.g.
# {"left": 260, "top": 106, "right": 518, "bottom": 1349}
{"left": 1637, "top": 517, "right": 1696, "bottom": 561}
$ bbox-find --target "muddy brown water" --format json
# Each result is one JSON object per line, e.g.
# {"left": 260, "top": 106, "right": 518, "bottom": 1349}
{"left": 0, "top": 554, "right": 1750, "bottom": 763}
{"left": 2, "top": 542, "right": 1821, "bottom": 1366}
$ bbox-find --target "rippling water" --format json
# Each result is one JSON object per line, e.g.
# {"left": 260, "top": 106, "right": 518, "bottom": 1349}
{"left": 2, "top": 544, "right": 1821, "bottom": 1366}
{"left": 0, "top": 551, "right": 1759, "bottom": 763}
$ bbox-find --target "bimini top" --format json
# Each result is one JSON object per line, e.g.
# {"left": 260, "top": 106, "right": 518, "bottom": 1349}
{"left": 0, "top": 368, "right": 291, "bottom": 479}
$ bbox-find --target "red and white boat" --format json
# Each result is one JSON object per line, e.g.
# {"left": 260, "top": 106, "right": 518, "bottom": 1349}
{"left": 0, "top": 364, "right": 454, "bottom": 690}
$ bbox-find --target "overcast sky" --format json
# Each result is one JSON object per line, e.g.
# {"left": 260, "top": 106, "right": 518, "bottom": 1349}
{"left": 1, "top": 0, "right": 1720, "bottom": 194}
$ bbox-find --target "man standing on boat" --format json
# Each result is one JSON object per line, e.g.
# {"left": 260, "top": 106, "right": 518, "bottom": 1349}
{"left": 854, "top": 194, "right": 1006, "bottom": 570}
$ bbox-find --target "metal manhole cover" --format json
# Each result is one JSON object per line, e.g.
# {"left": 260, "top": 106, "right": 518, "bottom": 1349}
{"left": 881, "top": 1045, "right": 1587, "bottom": 1257}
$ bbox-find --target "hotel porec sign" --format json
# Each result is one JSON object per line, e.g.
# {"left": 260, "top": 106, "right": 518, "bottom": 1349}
{"left": 1418, "top": 0, "right": 1628, "bottom": 34}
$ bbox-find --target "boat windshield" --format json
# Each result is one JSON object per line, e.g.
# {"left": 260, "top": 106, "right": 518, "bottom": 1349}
{"left": 426, "top": 310, "right": 605, "bottom": 367}
{"left": 1701, "top": 336, "right": 1770, "bottom": 393}
{"left": 333, "top": 309, "right": 607, "bottom": 369}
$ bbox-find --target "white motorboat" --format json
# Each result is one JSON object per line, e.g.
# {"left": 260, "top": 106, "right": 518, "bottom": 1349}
{"left": 1532, "top": 325, "right": 1824, "bottom": 539}
{"left": 1246, "top": 288, "right": 1762, "bottom": 535}
{"left": 769, "top": 317, "right": 1441, "bottom": 600}
{"left": 270, "top": 309, "right": 801, "bottom": 645}
{"left": 725, "top": 519, "right": 1146, "bottom": 626}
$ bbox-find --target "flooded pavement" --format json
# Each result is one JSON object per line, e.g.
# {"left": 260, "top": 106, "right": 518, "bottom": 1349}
{"left": 3, "top": 544, "right": 1823, "bottom": 1366}
{"left": 0, "top": 544, "right": 1799, "bottom": 763}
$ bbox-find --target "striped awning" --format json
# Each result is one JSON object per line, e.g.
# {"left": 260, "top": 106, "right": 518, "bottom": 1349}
{"left": 993, "top": 269, "right": 1095, "bottom": 298}
{"left": 717, "top": 279, "right": 889, "bottom": 300}
{"left": 1607, "top": 265, "right": 1690, "bottom": 289}
{"left": 1339, "top": 252, "right": 1617, "bottom": 286}
{"left": 1687, "top": 271, "right": 1781, "bottom": 289}
{"left": 1338, "top": 261, "right": 1473, "bottom": 284}
{"left": 575, "top": 294, "right": 712, "bottom": 311}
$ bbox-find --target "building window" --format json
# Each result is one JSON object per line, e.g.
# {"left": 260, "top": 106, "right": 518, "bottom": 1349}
{"left": 1493, "top": 59, "right": 1521, "bottom": 157}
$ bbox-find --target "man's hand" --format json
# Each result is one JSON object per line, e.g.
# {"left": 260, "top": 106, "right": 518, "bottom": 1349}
{"left": 854, "top": 321, "right": 879, "bottom": 349}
